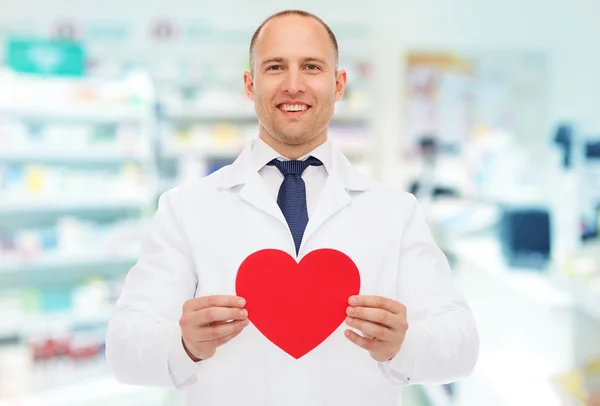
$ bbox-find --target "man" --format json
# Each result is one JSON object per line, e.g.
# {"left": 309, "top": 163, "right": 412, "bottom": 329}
{"left": 105, "top": 10, "right": 479, "bottom": 406}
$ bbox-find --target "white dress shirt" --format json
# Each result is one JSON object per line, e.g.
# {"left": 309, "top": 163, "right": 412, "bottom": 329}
{"left": 252, "top": 136, "right": 331, "bottom": 217}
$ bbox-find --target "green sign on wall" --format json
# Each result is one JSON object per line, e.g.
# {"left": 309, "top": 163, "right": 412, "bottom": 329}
{"left": 4, "top": 38, "right": 85, "bottom": 77}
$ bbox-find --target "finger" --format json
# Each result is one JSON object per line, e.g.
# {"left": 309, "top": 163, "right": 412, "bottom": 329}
{"left": 198, "top": 307, "right": 248, "bottom": 325}
{"left": 344, "top": 329, "right": 380, "bottom": 351}
{"left": 209, "top": 320, "right": 232, "bottom": 326}
{"left": 346, "top": 306, "right": 403, "bottom": 330}
{"left": 197, "top": 319, "right": 250, "bottom": 342}
{"left": 207, "top": 313, "right": 251, "bottom": 327}
{"left": 210, "top": 326, "right": 245, "bottom": 347}
{"left": 184, "top": 295, "right": 246, "bottom": 312}
{"left": 345, "top": 316, "right": 390, "bottom": 342}
{"left": 348, "top": 295, "right": 405, "bottom": 315}
{"left": 181, "top": 307, "right": 247, "bottom": 330}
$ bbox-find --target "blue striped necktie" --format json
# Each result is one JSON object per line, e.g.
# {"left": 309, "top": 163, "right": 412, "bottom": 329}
{"left": 267, "top": 156, "right": 323, "bottom": 255}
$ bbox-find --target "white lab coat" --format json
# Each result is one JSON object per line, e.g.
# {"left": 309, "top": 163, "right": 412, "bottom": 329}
{"left": 105, "top": 139, "right": 479, "bottom": 406}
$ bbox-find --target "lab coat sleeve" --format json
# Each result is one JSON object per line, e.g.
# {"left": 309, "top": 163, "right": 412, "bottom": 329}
{"left": 105, "top": 187, "right": 202, "bottom": 389}
{"left": 378, "top": 194, "right": 479, "bottom": 385}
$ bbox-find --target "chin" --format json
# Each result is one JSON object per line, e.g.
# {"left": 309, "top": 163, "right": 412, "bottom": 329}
{"left": 276, "top": 135, "right": 308, "bottom": 146}
{"left": 283, "top": 130, "right": 323, "bottom": 145}
{"left": 263, "top": 120, "right": 326, "bottom": 147}
{"left": 266, "top": 128, "right": 309, "bottom": 146}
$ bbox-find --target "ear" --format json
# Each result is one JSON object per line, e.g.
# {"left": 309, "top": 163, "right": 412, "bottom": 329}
{"left": 243, "top": 71, "right": 255, "bottom": 101}
{"left": 335, "top": 69, "right": 347, "bottom": 102}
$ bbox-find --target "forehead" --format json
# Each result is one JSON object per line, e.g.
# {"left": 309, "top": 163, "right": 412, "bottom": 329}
{"left": 254, "top": 15, "right": 335, "bottom": 63}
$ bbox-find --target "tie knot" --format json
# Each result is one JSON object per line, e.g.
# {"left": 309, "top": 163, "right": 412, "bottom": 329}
{"left": 267, "top": 156, "right": 323, "bottom": 176}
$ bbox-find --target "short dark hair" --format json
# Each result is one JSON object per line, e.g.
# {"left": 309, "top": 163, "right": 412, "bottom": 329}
{"left": 249, "top": 10, "right": 339, "bottom": 72}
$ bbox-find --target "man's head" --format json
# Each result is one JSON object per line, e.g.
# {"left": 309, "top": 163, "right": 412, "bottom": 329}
{"left": 248, "top": 10, "right": 339, "bottom": 73}
{"left": 243, "top": 10, "right": 347, "bottom": 157}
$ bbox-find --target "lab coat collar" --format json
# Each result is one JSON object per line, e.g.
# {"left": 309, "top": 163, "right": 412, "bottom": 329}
{"left": 251, "top": 136, "right": 333, "bottom": 175}
{"left": 217, "top": 137, "right": 371, "bottom": 257}
{"left": 218, "top": 137, "right": 371, "bottom": 192}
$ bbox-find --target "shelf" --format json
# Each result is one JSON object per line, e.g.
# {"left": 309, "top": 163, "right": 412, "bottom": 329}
{"left": 0, "top": 374, "right": 174, "bottom": 406}
{"left": 0, "top": 148, "right": 152, "bottom": 163}
{"left": 553, "top": 273, "right": 600, "bottom": 321}
{"left": 332, "top": 110, "right": 371, "bottom": 124}
{"left": 0, "top": 251, "right": 138, "bottom": 274}
{"left": 163, "top": 141, "right": 246, "bottom": 158}
{"left": 0, "top": 196, "right": 152, "bottom": 214}
{"left": 449, "top": 236, "right": 573, "bottom": 309}
{"left": 0, "top": 308, "right": 112, "bottom": 339}
{"left": 445, "top": 234, "right": 600, "bottom": 323}
{"left": 0, "top": 254, "right": 137, "bottom": 291}
{"left": 165, "top": 108, "right": 257, "bottom": 122}
{"left": 0, "top": 105, "right": 151, "bottom": 123}
{"left": 333, "top": 140, "right": 373, "bottom": 157}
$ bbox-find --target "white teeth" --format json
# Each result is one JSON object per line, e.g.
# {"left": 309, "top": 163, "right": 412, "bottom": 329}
{"left": 279, "top": 104, "right": 308, "bottom": 112}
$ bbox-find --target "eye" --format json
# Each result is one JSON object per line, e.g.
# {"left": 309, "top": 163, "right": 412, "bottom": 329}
{"left": 267, "top": 65, "right": 283, "bottom": 71}
{"left": 305, "top": 64, "right": 320, "bottom": 70}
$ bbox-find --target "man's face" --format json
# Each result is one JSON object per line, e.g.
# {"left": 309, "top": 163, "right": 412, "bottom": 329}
{"left": 244, "top": 15, "right": 347, "bottom": 147}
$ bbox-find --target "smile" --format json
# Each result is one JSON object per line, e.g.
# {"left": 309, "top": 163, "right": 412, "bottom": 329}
{"left": 277, "top": 103, "right": 311, "bottom": 117}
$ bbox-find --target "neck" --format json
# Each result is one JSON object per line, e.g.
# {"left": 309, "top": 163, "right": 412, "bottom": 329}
{"left": 259, "top": 129, "right": 328, "bottom": 160}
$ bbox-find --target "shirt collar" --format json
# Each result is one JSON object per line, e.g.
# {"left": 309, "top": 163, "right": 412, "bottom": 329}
{"left": 251, "top": 136, "right": 333, "bottom": 174}
{"left": 218, "top": 138, "right": 371, "bottom": 192}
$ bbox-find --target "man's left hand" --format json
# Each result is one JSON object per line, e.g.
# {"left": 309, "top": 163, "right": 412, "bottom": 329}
{"left": 344, "top": 295, "right": 408, "bottom": 362}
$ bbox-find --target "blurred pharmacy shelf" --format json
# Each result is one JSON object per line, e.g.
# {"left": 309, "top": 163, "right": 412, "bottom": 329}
{"left": 0, "top": 375, "right": 178, "bottom": 406}
{"left": 0, "top": 259, "right": 136, "bottom": 291}
{"left": 0, "top": 72, "right": 158, "bottom": 214}
{"left": 552, "top": 257, "right": 600, "bottom": 321}
{"left": 0, "top": 308, "right": 112, "bottom": 339}
{"left": 448, "top": 232, "right": 600, "bottom": 319}
{"left": 450, "top": 235, "right": 573, "bottom": 308}
{"left": 0, "top": 68, "right": 157, "bottom": 306}
{"left": 0, "top": 105, "right": 152, "bottom": 123}
{"left": 0, "top": 250, "right": 138, "bottom": 279}
{"left": 0, "top": 196, "right": 153, "bottom": 215}
{"left": 0, "top": 148, "right": 152, "bottom": 163}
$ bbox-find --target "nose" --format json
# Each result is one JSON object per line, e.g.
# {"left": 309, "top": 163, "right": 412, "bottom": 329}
{"left": 280, "top": 68, "right": 306, "bottom": 95}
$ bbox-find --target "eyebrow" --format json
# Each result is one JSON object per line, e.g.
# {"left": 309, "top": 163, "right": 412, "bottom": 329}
{"left": 260, "top": 57, "right": 329, "bottom": 67}
{"left": 261, "top": 57, "right": 285, "bottom": 67}
{"left": 302, "top": 57, "right": 328, "bottom": 66}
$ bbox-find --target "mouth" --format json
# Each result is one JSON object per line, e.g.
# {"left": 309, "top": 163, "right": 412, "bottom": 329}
{"left": 276, "top": 103, "right": 311, "bottom": 117}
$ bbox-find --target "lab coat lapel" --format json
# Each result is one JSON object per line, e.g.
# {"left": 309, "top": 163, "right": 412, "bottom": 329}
{"left": 301, "top": 173, "right": 350, "bottom": 249}
{"left": 300, "top": 145, "right": 371, "bottom": 253}
{"left": 217, "top": 141, "right": 287, "bottom": 227}
{"left": 240, "top": 173, "right": 287, "bottom": 226}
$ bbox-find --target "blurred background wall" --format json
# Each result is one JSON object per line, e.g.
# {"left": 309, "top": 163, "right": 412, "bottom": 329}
{"left": 0, "top": 1, "right": 599, "bottom": 406}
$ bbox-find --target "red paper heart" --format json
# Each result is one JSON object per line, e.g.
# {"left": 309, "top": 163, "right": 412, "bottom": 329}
{"left": 235, "top": 248, "right": 361, "bottom": 359}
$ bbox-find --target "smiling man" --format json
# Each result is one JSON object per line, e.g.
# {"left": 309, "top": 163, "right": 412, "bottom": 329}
{"left": 243, "top": 11, "right": 344, "bottom": 160}
{"left": 106, "top": 9, "right": 479, "bottom": 406}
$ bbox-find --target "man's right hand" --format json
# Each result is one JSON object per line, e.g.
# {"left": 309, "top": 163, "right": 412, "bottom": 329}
{"left": 179, "top": 295, "right": 249, "bottom": 362}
